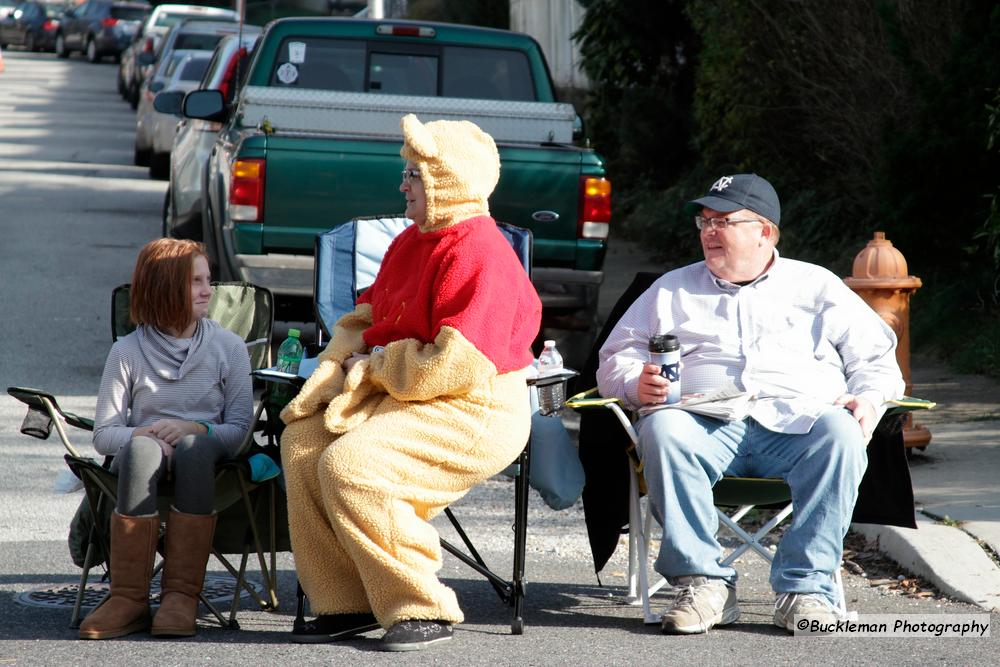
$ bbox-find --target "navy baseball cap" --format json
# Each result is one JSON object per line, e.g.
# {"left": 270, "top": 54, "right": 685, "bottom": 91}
{"left": 684, "top": 173, "right": 781, "bottom": 225}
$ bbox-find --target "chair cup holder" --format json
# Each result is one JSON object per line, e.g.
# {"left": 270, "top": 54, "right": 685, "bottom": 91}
{"left": 529, "top": 369, "right": 578, "bottom": 416}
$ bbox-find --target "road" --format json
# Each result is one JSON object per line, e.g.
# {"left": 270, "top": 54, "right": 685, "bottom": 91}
{"left": 0, "top": 49, "right": 995, "bottom": 664}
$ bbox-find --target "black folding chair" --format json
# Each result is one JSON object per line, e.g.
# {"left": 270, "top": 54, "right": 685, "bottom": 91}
{"left": 7, "top": 281, "right": 290, "bottom": 629}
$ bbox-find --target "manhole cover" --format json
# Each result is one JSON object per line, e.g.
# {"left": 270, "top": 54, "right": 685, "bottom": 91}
{"left": 15, "top": 574, "right": 262, "bottom": 610}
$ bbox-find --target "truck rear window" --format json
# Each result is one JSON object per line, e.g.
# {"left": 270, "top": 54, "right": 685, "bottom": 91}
{"left": 268, "top": 37, "right": 537, "bottom": 101}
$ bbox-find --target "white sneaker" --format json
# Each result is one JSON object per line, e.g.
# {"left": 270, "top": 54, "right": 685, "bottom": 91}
{"left": 773, "top": 593, "right": 842, "bottom": 633}
{"left": 660, "top": 576, "right": 740, "bottom": 635}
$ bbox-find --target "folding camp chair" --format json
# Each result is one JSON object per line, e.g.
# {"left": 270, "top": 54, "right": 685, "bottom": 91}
{"left": 7, "top": 281, "right": 289, "bottom": 630}
{"left": 566, "top": 390, "right": 933, "bottom": 624}
{"left": 281, "top": 215, "right": 563, "bottom": 635}
{"left": 567, "top": 270, "right": 934, "bottom": 625}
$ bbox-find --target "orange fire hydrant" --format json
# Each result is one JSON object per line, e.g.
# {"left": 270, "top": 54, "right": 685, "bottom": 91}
{"left": 843, "top": 232, "right": 930, "bottom": 449}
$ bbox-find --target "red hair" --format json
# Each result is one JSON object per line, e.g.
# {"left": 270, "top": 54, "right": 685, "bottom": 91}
{"left": 129, "top": 238, "right": 209, "bottom": 333}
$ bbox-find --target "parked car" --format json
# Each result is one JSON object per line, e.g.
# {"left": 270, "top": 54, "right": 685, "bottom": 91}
{"left": 156, "top": 29, "right": 261, "bottom": 239}
{"left": 145, "top": 50, "right": 211, "bottom": 178}
{"left": 0, "top": 0, "right": 19, "bottom": 20}
{"left": 118, "top": 3, "right": 236, "bottom": 107}
{"left": 133, "top": 19, "right": 244, "bottom": 170}
{"left": 54, "top": 0, "right": 148, "bottom": 63}
{"left": 0, "top": 0, "right": 61, "bottom": 52}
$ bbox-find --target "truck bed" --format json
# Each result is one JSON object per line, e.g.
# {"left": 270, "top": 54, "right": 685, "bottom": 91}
{"left": 239, "top": 86, "right": 578, "bottom": 145}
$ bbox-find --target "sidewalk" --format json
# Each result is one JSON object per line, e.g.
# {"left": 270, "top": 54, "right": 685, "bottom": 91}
{"left": 853, "top": 353, "right": 1000, "bottom": 612}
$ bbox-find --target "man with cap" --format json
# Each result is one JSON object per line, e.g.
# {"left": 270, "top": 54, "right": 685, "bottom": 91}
{"left": 279, "top": 114, "right": 541, "bottom": 650}
{"left": 597, "top": 173, "right": 904, "bottom": 633}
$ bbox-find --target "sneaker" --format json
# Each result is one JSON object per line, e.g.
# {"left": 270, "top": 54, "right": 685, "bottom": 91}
{"left": 379, "top": 620, "right": 453, "bottom": 651}
{"left": 290, "top": 612, "right": 380, "bottom": 643}
{"left": 660, "top": 576, "right": 740, "bottom": 634}
{"left": 773, "top": 593, "right": 841, "bottom": 633}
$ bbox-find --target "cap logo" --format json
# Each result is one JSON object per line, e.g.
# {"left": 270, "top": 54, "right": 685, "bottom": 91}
{"left": 710, "top": 176, "right": 734, "bottom": 192}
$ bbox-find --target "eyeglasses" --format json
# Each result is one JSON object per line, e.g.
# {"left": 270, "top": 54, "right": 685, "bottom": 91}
{"left": 694, "top": 215, "right": 763, "bottom": 231}
{"left": 401, "top": 168, "right": 421, "bottom": 184}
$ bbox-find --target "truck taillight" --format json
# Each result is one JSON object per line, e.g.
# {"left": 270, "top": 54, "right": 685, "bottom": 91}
{"left": 229, "top": 159, "right": 265, "bottom": 222}
{"left": 578, "top": 176, "right": 611, "bottom": 239}
{"left": 42, "top": 19, "right": 57, "bottom": 31}
{"left": 101, "top": 17, "right": 118, "bottom": 27}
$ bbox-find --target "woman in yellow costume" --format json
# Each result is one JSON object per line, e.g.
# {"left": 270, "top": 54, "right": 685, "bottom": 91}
{"left": 280, "top": 114, "right": 542, "bottom": 651}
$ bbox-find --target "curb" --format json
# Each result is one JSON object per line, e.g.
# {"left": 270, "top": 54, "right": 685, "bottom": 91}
{"left": 852, "top": 514, "right": 1000, "bottom": 612}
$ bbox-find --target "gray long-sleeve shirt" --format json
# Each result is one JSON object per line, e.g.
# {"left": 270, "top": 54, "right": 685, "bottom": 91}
{"left": 93, "top": 319, "right": 253, "bottom": 456}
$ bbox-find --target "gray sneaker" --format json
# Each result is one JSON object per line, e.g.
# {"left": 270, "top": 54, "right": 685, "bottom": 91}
{"left": 773, "top": 593, "right": 842, "bottom": 633}
{"left": 660, "top": 576, "right": 740, "bottom": 634}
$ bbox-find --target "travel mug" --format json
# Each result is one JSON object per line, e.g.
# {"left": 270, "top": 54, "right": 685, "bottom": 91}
{"left": 649, "top": 334, "right": 681, "bottom": 404}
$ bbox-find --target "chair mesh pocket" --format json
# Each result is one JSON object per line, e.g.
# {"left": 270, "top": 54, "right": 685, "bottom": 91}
{"left": 20, "top": 407, "right": 52, "bottom": 440}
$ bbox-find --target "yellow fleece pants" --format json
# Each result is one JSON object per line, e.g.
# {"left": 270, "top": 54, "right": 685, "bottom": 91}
{"left": 281, "top": 371, "right": 529, "bottom": 627}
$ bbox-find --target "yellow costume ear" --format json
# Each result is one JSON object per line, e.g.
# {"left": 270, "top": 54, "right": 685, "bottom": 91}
{"left": 401, "top": 114, "right": 438, "bottom": 159}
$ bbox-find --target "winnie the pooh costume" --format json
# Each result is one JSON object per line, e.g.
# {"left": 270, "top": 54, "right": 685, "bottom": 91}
{"left": 280, "top": 114, "right": 542, "bottom": 643}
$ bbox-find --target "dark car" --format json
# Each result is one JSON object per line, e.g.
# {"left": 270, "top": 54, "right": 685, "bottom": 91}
{"left": 55, "top": 0, "right": 148, "bottom": 62}
{"left": 0, "top": 1, "right": 61, "bottom": 52}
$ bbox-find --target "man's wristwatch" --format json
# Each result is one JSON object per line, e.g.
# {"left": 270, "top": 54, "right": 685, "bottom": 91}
{"left": 196, "top": 420, "right": 213, "bottom": 437}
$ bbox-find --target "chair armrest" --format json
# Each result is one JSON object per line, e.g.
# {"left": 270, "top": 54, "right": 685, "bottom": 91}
{"left": 884, "top": 395, "right": 936, "bottom": 417}
{"left": 565, "top": 387, "right": 620, "bottom": 410}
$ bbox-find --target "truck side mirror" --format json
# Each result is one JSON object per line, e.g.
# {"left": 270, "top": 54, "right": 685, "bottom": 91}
{"left": 153, "top": 90, "right": 185, "bottom": 116}
{"left": 182, "top": 89, "right": 227, "bottom": 122}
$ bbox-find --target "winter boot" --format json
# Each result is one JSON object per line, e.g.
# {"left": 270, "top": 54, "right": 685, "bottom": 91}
{"left": 151, "top": 509, "right": 217, "bottom": 637}
{"left": 78, "top": 512, "right": 159, "bottom": 640}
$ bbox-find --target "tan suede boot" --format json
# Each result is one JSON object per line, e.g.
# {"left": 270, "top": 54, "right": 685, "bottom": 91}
{"left": 151, "top": 509, "right": 217, "bottom": 637}
{"left": 78, "top": 512, "right": 159, "bottom": 640}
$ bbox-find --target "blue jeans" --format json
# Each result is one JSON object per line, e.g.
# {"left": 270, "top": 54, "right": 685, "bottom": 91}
{"left": 636, "top": 409, "right": 868, "bottom": 606}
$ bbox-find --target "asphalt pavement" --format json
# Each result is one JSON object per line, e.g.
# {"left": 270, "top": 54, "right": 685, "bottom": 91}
{"left": 1, "top": 48, "right": 998, "bottom": 665}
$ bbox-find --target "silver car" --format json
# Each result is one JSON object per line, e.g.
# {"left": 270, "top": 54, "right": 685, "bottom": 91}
{"left": 159, "top": 29, "right": 260, "bottom": 239}
{"left": 135, "top": 48, "right": 209, "bottom": 178}
{"left": 118, "top": 3, "right": 237, "bottom": 107}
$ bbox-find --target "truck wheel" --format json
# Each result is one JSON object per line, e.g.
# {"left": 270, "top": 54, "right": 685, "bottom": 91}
{"left": 85, "top": 38, "right": 99, "bottom": 63}
{"left": 161, "top": 188, "right": 173, "bottom": 237}
{"left": 202, "top": 200, "right": 222, "bottom": 277}
{"left": 55, "top": 33, "right": 68, "bottom": 58}
{"left": 133, "top": 144, "right": 150, "bottom": 167}
{"left": 149, "top": 152, "right": 169, "bottom": 180}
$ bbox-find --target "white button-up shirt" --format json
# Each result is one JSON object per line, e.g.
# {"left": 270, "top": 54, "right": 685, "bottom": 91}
{"left": 596, "top": 251, "right": 905, "bottom": 434}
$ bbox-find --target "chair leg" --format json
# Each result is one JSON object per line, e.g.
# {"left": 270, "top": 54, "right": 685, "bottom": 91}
{"left": 626, "top": 465, "right": 661, "bottom": 625}
{"left": 510, "top": 443, "right": 530, "bottom": 635}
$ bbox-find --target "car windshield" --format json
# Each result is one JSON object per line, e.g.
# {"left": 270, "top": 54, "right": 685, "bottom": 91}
{"left": 173, "top": 32, "right": 226, "bottom": 51}
{"left": 110, "top": 6, "right": 149, "bottom": 21}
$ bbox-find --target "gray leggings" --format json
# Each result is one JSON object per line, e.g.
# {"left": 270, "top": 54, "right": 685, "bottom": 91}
{"left": 112, "top": 434, "right": 235, "bottom": 516}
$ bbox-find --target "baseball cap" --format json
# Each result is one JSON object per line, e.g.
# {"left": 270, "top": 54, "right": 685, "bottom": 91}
{"left": 684, "top": 173, "right": 781, "bottom": 225}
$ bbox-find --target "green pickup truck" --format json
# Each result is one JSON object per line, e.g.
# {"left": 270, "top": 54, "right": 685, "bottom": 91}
{"left": 182, "top": 17, "right": 611, "bottom": 335}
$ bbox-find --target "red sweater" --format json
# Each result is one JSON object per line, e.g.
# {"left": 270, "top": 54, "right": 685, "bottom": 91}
{"left": 360, "top": 216, "right": 541, "bottom": 373}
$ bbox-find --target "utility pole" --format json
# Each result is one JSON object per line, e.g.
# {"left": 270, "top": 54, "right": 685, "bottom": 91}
{"left": 368, "top": 0, "right": 384, "bottom": 19}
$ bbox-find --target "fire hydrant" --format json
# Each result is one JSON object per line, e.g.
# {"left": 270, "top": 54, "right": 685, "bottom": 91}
{"left": 844, "top": 232, "right": 930, "bottom": 449}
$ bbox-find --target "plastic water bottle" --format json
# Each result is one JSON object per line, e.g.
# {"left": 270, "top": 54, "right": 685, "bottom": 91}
{"left": 276, "top": 328, "right": 304, "bottom": 375}
{"left": 649, "top": 334, "right": 681, "bottom": 404}
{"left": 537, "top": 339, "right": 563, "bottom": 377}
{"left": 273, "top": 328, "right": 304, "bottom": 404}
